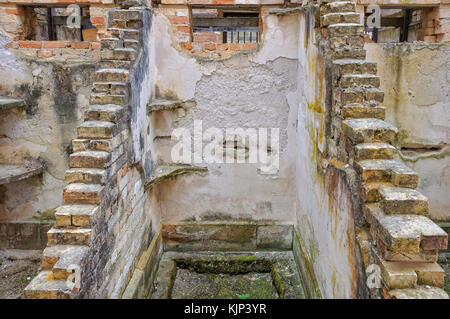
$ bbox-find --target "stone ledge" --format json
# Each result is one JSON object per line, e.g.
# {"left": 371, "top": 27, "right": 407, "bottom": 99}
{"left": 162, "top": 221, "right": 293, "bottom": 252}
{"left": 0, "top": 97, "right": 25, "bottom": 110}
{"left": 147, "top": 99, "right": 195, "bottom": 113}
{"left": 0, "top": 160, "right": 44, "bottom": 185}
{"left": 145, "top": 164, "right": 208, "bottom": 190}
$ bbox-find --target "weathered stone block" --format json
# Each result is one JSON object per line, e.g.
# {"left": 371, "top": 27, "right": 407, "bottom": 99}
{"left": 162, "top": 222, "right": 257, "bottom": 251}
{"left": 63, "top": 183, "right": 103, "bottom": 205}
{"left": 344, "top": 118, "right": 397, "bottom": 145}
{"left": 24, "top": 271, "right": 75, "bottom": 299}
{"left": 256, "top": 224, "right": 293, "bottom": 250}
{"left": 96, "top": 68, "right": 129, "bottom": 82}
{"left": 320, "top": 1, "right": 356, "bottom": 15}
{"left": 355, "top": 143, "right": 395, "bottom": 160}
{"left": 342, "top": 103, "right": 385, "bottom": 120}
{"left": 47, "top": 227, "right": 92, "bottom": 246}
{"left": 77, "top": 121, "right": 117, "bottom": 139}
{"left": 69, "top": 151, "right": 111, "bottom": 169}
{"left": 379, "top": 187, "right": 428, "bottom": 215}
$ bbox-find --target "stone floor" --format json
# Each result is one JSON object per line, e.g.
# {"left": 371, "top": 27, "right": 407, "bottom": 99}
{"left": 150, "top": 251, "right": 305, "bottom": 299}
{"left": 0, "top": 250, "right": 41, "bottom": 299}
{"left": 172, "top": 269, "right": 278, "bottom": 299}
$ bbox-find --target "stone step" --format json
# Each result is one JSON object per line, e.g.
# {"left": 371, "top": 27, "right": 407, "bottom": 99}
{"left": 386, "top": 286, "right": 449, "bottom": 299}
{"left": 379, "top": 186, "right": 428, "bottom": 215}
{"left": 42, "top": 245, "right": 89, "bottom": 280}
{"left": 110, "top": 19, "right": 143, "bottom": 29}
{"left": 124, "top": 39, "right": 139, "bottom": 50}
{"left": 107, "top": 28, "right": 140, "bottom": 41}
{"left": 93, "top": 82, "right": 128, "bottom": 95}
{"left": 47, "top": 227, "right": 92, "bottom": 246}
{"left": 101, "top": 48, "right": 137, "bottom": 61}
{"left": 77, "top": 121, "right": 117, "bottom": 139}
{"left": 69, "top": 150, "right": 111, "bottom": 169}
{"left": 341, "top": 74, "right": 380, "bottom": 88}
{"left": 329, "top": 35, "right": 365, "bottom": 50}
{"left": 342, "top": 103, "right": 385, "bottom": 119}
{"left": 100, "top": 37, "right": 123, "bottom": 50}
{"left": 101, "top": 60, "right": 131, "bottom": 69}
{"left": 65, "top": 168, "right": 107, "bottom": 185}
{"left": 321, "top": 12, "right": 360, "bottom": 26}
{"left": 329, "top": 34, "right": 364, "bottom": 52}
{"left": 63, "top": 183, "right": 102, "bottom": 205}
{"left": 333, "top": 59, "right": 377, "bottom": 75}
{"left": 85, "top": 104, "right": 125, "bottom": 123}
{"left": 54, "top": 204, "right": 99, "bottom": 227}
{"left": 95, "top": 69, "right": 129, "bottom": 82}
{"left": 90, "top": 93, "right": 127, "bottom": 105}
{"left": 376, "top": 236, "right": 439, "bottom": 263}
{"left": 356, "top": 159, "right": 418, "bottom": 188}
{"left": 354, "top": 142, "right": 395, "bottom": 160}
{"left": 339, "top": 86, "right": 384, "bottom": 104}
{"left": 122, "top": 29, "right": 140, "bottom": 41}
{"left": 329, "top": 47, "right": 366, "bottom": 60}
{"left": 328, "top": 23, "right": 364, "bottom": 38}
{"left": 378, "top": 258, "right": 445, "bottom": 290}
{"left": 361, "top": 182, "right": 393, "bottom": 203}
{"left": 110, "top": 9, "right": 142, "bottom": 21}
{"left": 343, "top": 118, "right": 398, "bottom": 144}
{"left": 72, "top": 136, "right": 122, "bottom": 152}
{"left": 363, "top": 203, "right": 448, "bottom": 254}
{"left": 24, "top": 271, "right": 76, "bottom": 299}
{"left": 321, "top": 1, "right": 356, "bottom": 15}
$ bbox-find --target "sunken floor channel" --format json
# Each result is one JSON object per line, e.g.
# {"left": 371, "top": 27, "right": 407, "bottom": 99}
{"left": 150, "top": 251, "right": 305, "bottom": 299}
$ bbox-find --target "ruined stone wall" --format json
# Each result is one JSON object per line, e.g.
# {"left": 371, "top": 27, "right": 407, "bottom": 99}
{"left": 294, "top": 6, "right": 366, "bottom": 299}
{"left": 365, "top": 42, "right": 450, "bottom": 223}
{"left": 293, "top": 0, "right": 448, "bottom": 299}
{"left": 149, "top": 8, "right": 299, "bottom": 224}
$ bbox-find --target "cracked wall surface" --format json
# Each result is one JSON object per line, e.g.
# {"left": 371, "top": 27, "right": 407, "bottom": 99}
{"left": 150, "top": 10, "right": 300, "bottom": 223}
{"left": 295, "top": 8, "right": 365, "bottom": 298}
{"left": 366, "top": 42, "right": 450, "bottom": 222}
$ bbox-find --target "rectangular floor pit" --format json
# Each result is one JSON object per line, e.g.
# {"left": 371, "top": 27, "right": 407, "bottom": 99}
{"left": 150, "top": 251, "right": 306, "bottom": 299}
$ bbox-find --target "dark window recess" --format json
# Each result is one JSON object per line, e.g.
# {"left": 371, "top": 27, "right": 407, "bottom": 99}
{"left": 22, "top": 6, "right": 94, "bottom": 41}
{"left": 364, "top": 7, "right": 422, "bottom": 43}
{"left": 192, "top": 9, "right": 260, "bottom": 43}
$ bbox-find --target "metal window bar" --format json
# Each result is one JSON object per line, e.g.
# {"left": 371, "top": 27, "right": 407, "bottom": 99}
{"left": 225, "top": 31, "right": 258, "bottom": 43}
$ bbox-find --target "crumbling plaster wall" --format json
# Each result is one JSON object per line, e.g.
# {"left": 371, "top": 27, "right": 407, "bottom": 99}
{"left": 365, "top": 42, "right": 450, "bottom": 222}
{"left": 149, "top": 10, "right": 299, "bottom": 223}
{"left": 294, "top": 9, "right": 366, "bottom": 299}
{"left": 0, "top": 30, "right": 96, "bottom": 224}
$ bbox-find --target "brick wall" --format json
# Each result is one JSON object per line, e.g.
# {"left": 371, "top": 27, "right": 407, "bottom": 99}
{"left": 157, "top": 4, "right": 267, "bottom": 59}
{"left": 0, "top": 0, "right": 113, "bottom": 57}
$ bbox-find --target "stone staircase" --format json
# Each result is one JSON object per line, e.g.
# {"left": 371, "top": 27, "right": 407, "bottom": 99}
{"left": 320, "top": 0, "right": 448, "bottom": 298}
{"left": 24, "top": 7, "right": 145, "bottom": 299}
